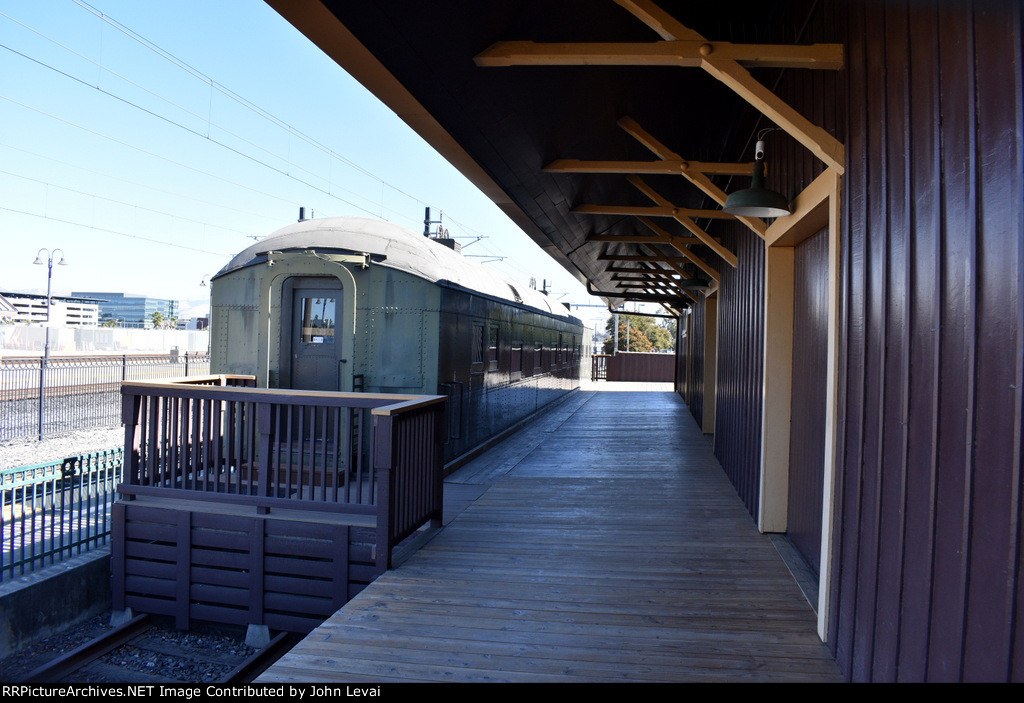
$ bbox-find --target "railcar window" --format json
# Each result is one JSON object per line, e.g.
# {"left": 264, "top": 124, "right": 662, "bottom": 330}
{"left": 472, "top": 323, "right": 484, "bottom": 364}
{"left": 512, "top": 340, "right": 522, "bottom": 372}
{"left": 299, "top": 297, "right": 336, "bottom": 344}
{"left": 488, "top": 324, "right": 498, "bottom": 371}
{"left": 535, "top": 342, "right": 544, "bottom": 369}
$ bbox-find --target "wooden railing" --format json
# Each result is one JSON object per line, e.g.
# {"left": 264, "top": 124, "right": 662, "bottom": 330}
{"left": 119, "top": 376, "right": 446, "bottom": 572}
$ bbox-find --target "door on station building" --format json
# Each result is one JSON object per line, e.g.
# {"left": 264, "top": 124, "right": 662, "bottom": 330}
{"left": 281, "top": 278, "right": 343, "bottom": 391}
{"left": 787, "top": 227, "right": 829, "bottom": 576}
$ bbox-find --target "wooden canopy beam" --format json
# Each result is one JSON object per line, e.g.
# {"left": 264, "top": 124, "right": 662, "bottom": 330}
{"left": 597, "top": 253, "right": 691, "bottom": 265}
{"left": 587, "top": 232, "right": 701, "bottom": 246}
{"left": 606, "top": 264, "right": 683, "bottom": 276}
{"left": 574, "top": 204, "right": 736, "bottom": 220}
{"left": 545, "top": 158, "right": 754, "bottom": 176}
{"left": 475, "top": 40, "right": 843, "bottom": 70}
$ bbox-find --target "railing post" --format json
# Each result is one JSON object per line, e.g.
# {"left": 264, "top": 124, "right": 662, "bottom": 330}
{"left": 373, "top": 413, "right": 395, "bottom": 575}
{"left": 431, "top": 402, "right": 447, "bottom": 527}
{"left": 256, "top": 403, "right": 272, "bottom": 511}
{"left": 121, "top": 391, "right": 142, "bottom": 495}
{"left": 37, "top": 356, "right": 46, "bottom": 441}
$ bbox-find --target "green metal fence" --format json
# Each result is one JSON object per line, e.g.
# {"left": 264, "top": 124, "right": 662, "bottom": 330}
{"left": 0, "top": 448, "right": 122, "bottom": 581}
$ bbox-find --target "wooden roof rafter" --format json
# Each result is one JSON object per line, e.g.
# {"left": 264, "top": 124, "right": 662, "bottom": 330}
{"left": 475, "top": 40, "right": 841, "bottom": 70}
{"left": 608, "top": 256, "right": 698, "bottom": 302}
{"left": 574, "top": 204, "right": 736, "bottom": 220}
{"left": 635, "top": 218, "right": 720, "bottom": 283}
{"left": 599, "top": 248, "right": 704, "bottom": 291}
{"left": 597, "top": 252, "right": 692, "bottom": 266}
{"left": 605, "top": 264, "right": 686, "bottom": 276}
{"left": 628, "top": 176, "right": 738, "bottom": 267}
{"left": 617, "top": 0, "right": 844, "bottom": 172}
{"left": 586, "top": 116, "right": 770, "bottom": 240}
{"left": 586, "top": 232, "right": 701, "bottom": 246}
{"left": 475, "top": 0, "right": 845, "bottom": 171}
{"left": 635, "top": 246, "right": 699, "bottom": 292}
{"left": 546, "top": 159, "right": 754, "bottom": 177}
{"left": 611, "top": 271, "right": 681, "bottom": 287}
{"left": 607, "top": 258, "right": 705, "bottom": 287}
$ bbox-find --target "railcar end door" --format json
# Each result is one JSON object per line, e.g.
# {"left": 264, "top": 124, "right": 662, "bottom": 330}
{"left": 285, "top": 283, "right": 343, "bottom": 391}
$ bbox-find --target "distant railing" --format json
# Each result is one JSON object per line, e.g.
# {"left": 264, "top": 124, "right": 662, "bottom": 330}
{"left": 0, "top": 352, "right": 210, "bottom": 441}
{"left": 0, "top": 448, "right": 122, "bottom": 581}
{"left": 605, "top": 352, "right": 675, "bottom": 382}
{"left": 119, "top": 376, "right": 446, "bottom": 572}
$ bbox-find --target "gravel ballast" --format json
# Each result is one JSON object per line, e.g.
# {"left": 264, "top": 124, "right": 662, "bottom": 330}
{"left": 0, "top": 426, "right": 124, "bottom": 470}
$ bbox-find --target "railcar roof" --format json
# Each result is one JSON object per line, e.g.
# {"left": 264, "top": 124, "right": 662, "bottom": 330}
{"left": 216, "top": 217, "right": 579, "bottom": 321}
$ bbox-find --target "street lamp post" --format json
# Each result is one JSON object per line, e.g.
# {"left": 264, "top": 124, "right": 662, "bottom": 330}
{"left": 32, "top": 248, "right": 66, "bottom": 439}
{"left": 33, "top": 248, "right": 67, "bottom": 361}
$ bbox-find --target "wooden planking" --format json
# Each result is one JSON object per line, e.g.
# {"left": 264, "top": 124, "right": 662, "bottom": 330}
{"left": 259, "top": 390, "right": 839, "bottom": 683}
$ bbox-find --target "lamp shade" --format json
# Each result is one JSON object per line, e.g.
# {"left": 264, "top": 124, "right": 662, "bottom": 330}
{"left": 722, "top": 160, "right": 791, "bottom": 218}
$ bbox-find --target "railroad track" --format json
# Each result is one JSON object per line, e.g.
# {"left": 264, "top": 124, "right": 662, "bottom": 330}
{"left": 19, "top": 615, "right": 295, "bottom": 684}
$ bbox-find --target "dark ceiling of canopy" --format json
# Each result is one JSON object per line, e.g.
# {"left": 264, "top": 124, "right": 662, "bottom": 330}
{"left": 311, "top": 0, "right": 814, "bottom": 299}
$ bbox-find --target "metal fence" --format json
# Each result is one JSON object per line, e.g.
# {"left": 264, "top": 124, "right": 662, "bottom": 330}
{"left": 0, "top": 448, "right": 122, "bottom": 581}
{"left": 0, "top": 352, "right": 210, "bottom": 441}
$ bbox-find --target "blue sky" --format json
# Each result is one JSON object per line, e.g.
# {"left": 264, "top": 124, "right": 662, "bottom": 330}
{"left": 1, "top": 0, "right": 612, "bottom": 326}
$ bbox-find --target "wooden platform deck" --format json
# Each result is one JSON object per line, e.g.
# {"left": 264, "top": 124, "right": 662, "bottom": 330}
{"left": 257, "top": 389, "right": 842, "bottom": 683}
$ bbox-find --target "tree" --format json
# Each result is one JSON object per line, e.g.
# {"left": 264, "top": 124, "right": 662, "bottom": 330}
{"left": 603, "top": 313, "right": 675, "bottom": 354}
{"left": 151, "top": 311, "right": 164, "bottom": 328}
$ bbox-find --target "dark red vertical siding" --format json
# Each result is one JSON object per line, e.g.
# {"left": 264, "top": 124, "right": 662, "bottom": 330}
{"left": 713, "top": 225, "right": 765, "bottom": 519}
{"left": 686, "top": 0, "right": 1024, "bottom": 682}
{"left": 961, "top": 0, "right": 1023, "bottom": 682}
{"left": 687, "top": 296, "right": 706, "bottom": 426}
{"left": 674, "top": 313, "right": 688, "bottom": 400}
{"left": 820, "top": 0, "right": 1024, "bottom": 682}
{"left": 788, "top": 227, "right": 829, "bottom": 575}
{"left": 897, "top": 0, "right": 942, "bottom": 681}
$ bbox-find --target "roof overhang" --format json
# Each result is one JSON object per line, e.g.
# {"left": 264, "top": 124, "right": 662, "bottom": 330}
{"left": 264, "top": 0, "right": 842, "bottom": 310}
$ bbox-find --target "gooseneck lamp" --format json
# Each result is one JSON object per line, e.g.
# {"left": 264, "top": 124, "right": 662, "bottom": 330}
{"left": 722, "top": 130, "right": 792, "bottom": 218}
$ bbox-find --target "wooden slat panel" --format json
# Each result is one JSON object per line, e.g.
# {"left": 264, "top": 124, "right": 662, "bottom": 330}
{"left": 191, "top": 566, "right": 249, "bottom": 589}
{"left": 264, "top": 555, "right": 341, "bottom": 579}
{"left": 265, "top": 574, "right": 335, "bottom": 598}
{"left": 263, "top": 592, "right": 336, "bottom": 616}
{"left": 123, "top": 541, "right": 176, "bottom": 562}
{"left": 124, "top": 559, "right": 176, "bottom": 580}
{"left": 125, "top": 575, "right": 176, "bottom": 598}
{"left": 124, "top": 595, "right": 178, "bottom": 617}
{"left": 191, "top": 583, "right": 248, "bottom": 606}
